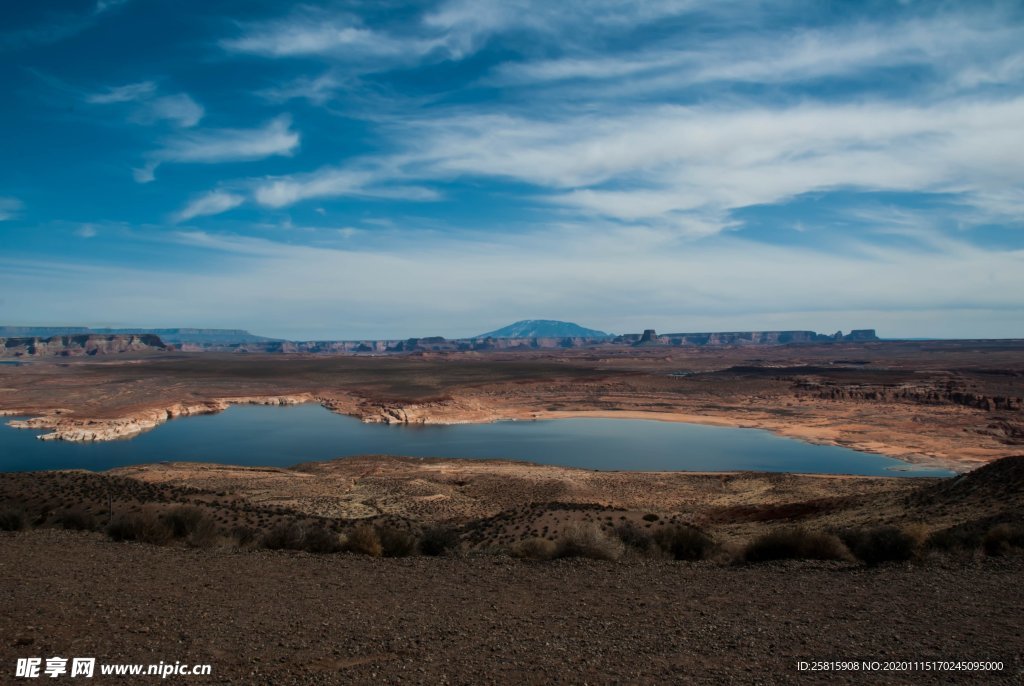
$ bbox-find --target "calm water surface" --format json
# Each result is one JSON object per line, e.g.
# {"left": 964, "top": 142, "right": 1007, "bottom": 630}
{"left": 0, "top": 404, "right": 953, "bottom": 476}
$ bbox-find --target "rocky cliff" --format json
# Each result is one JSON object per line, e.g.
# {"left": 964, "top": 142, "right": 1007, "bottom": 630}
{"left": 0, "top": 334, "right": 168, "bottom": 357}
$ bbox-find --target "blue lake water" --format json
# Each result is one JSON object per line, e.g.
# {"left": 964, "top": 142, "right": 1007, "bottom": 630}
{"left": 0, "top": 404, "right": 953, "bottom": 476}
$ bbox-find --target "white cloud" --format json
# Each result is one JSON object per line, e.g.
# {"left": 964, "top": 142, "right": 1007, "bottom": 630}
{"left": 75, "top": 224, "right": 98, "bottom": 238}
{"left": 173, "top": 191, "right": 245, "bottom": 223}
{"left": 88, "top": 82, "right": 204, "bottom": 128}
{"left": 372, "top": 96, "right": 1024, "bottom": 233}
{"left": 87, "top": 81, "right": 157, "bottom": 104}
{"left": 140, "top": 115, "right": 300, "bottom": 182}
{"left": 252, "top": 166, "right": 438, "bottom": 208}
{"left": 222, "top": 12, "right": 443, "bottom": 62}
{"left": 132, "top": 93, "right": 204, "bottom": 128}
{"left": 258, "top": 72, "right": 346, "bottom": 105}
{"left": 0, "top": 196, "right": 23, "bottom": 221}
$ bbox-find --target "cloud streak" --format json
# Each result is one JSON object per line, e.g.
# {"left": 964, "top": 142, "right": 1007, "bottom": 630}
{"left": 173, "top": 191, "right": 245, "bottom": 223}
{"left": 138, "top": 115, "right": 300, "bottom": 183}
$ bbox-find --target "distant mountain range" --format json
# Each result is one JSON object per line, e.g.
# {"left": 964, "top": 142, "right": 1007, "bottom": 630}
{"left": 0, "top": 327, "right": 279, "bottom": 345}
{"left": 476, "top": 320, "right": 611, "bottom": 339}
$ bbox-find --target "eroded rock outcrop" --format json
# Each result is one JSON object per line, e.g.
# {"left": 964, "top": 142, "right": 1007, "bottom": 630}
{"left": 0, "top": 334, "right": 167, "bottom": 357}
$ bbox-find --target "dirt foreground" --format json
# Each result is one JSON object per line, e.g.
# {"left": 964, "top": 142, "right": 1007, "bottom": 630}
{"left": 1, "top": 529, "right": 1021, "bottom": 685}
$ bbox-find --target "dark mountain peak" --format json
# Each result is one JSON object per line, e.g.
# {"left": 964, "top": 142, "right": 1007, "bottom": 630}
{"left": 476, "top": 320, "right": 610, "bottom": 339}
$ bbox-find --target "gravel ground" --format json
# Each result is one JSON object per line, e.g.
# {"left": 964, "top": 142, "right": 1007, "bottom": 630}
{"left": 1, "top": 529, "right": 1022, "bottom": 685}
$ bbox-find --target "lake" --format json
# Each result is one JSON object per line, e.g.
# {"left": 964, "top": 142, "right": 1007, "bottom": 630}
{"left": 0, "top": 404, "right": 953, "bottom": 476}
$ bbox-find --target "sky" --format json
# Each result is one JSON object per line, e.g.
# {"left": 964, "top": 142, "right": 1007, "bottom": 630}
{"left": 1, "top": 0, "right": 1022, "bottom": 340}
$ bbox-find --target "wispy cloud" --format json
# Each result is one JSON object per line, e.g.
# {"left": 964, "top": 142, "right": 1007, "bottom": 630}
{"left": 491, "top": 13, "right": 1021, "bottom": 92}
{"left": 173, "top": 190, "right": 245, "bottom": 223}
{"left": 257, "top": 72, "right": 347, "bottom": 105}
{"left": 87, "top": 81, "right": 157, "bottom": 104}
{"left": 138, "top": 115, "right": 300, "bottom": 183}
{"left": 0, "top": 197, "right": 23, "bottom": 221}
{"left": 87, "top": 81, "right": 204, "bottom": 127}
{"left": 222, "top": 10, "right": 444, "bottom": 63}
{"left": 252, "top": 165, "right": 439, "bottom": 208}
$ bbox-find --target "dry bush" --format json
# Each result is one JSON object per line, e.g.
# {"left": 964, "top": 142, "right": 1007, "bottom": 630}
{"left": 343, "top": 524, "right": 382, "bottom": 557}
{"left": 418, "top": 526, "right": 460, "bottom": 556}
{"left": 652, "top": 525, "right": 716, "bottom": 561}
{"left": 301, "top": 525, "right": 342, "bottom": 554}
{"left": 840, "top": 526, "right": 922, "bottom": 566}
{"left": 55, "top": 508, "right": 98, "bottom": 531}
{"left": 614, "top": 522, "right": 657, "bottom": 555}
{"left": 0, "top": 507, "right": 26, "bottom": 531}
{"left": 106, "top": 511, "right": 173, "bottom": 545}
{"left": 510, "top": 537, "right": 558, "bottom": 560}
{"left": 231, "top": 526, "right": 259, "bottom": 547}
{"left": 555, "top": 523, "right": 624, "bottom": 561}
{"left": 164, "top": 506, "right": 207, "bottom": 538}
{"left": 743, "top": 527, "right": 851, "bottom": 563}
{"left": 982, "top": 524, "right": 1024, "bottom": 556}
{"left": 378, "top": 525, "right": 417, "bottom": 557}
{"left": 261, "top": 522, "right": 305, "bottom": 551}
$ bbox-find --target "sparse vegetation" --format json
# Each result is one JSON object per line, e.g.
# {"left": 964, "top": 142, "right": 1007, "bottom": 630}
{"left": 554, "top": 523, "right": 624, "bottom": 561}
{"left": 510, "top": 537, "right": 558, "bottom": 560}
{"left": 106, "top": 511, "right": 173, "bottom": 545}
{"left": 343, "top": 524, "right": 383, "bottom": 557}
{"left": 652, "top": 524, "right": 715, "bottom": 561}
{"left": 743, "top": 528, "right": 851, "bottom": 563}
{"left": 261, "top": 522, "right": 305, "bottom": 551}
{"left": 840, "top": 526, "right": 922, "bottom": 566}
{"left": 0, "top": 507, "right": 26, "bottom": 531}
{"left": 300, "top": 525, "right": 342, "bottom": 554}
{"left": 378, "top": 525, "right": 417, "bottom": 557}
{"left": 55, "top": 508, "right": 97, "bottom": 531}
{"left": 418, "top": 526, "right": 460, "bottom": 556}
{"left": 982, "top": 524, "right": 1024, "bottom": 556}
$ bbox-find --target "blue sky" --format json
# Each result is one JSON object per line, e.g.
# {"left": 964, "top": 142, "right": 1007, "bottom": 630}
{"left": 1, "top": 0, "right": 1022, "bottom": 340}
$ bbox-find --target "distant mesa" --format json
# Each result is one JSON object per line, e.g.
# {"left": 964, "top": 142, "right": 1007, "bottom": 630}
{"left": 476, "top": 320, "right": 611, "bottom": 339}
{"left": 0, "top": 327, "right": 278, "bottom": 346}
{"left": 0, "top": 334, "right": 168, "bottom": 358}
{"left": 0, "top": 323, "right": 881, "bottom": 358}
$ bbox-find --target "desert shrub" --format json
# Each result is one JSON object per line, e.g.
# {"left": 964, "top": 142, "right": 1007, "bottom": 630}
{"left": 106, "top": 511, "right": 173, "bottom": 545}
{"left": 164, "top": 506, "right": 207, "bottom": 538}
{"left": 231, "top": 526, "right": 259, "bottom": 547}
{"left": 378, "top": 526, "right": 418, "bottom": 557}
{"left": 55, "top": 508, "right": 97, "bottom": 531}
{"left": 0, "top": 508, "right": 26, "bottom": 531}
{"left": 343, "top": 524, "right": 382, "bottom": 557}
{"left": 982, "top": 524, "right": 1024, "bottom": 556}
{"left": 926, "top": 526, "right": 980, "bottom": 553}
{"left": 743, "top": 527, "right": 851, "bottom": 563}
{"left": 652, "top": 525, "right": 716, "bottom": 561}
{"left": 187, "top": 517, "right": 220, "bottom": 548}
{"left": 614, "top": 522, "right": 656, "bottom": 553}
{"left": 555, "top": 523, "right": 624, "bottom": 561}
{"left": 510, "top": 537, "right": 558, "bottom": 560}
{"left": 642, "top": 513, "right": 660, "bottom": 522}
{"left": 262, "top": 522, "right": 305, "bottom": 551}
{"left": 841, "top": 526, "right": 921, "bottom": 566}
{"left": 418, "top": 526, "right": 460, "bottom": 556}
{"left": 301, "top": 525, "right": 342, "bottom": 554}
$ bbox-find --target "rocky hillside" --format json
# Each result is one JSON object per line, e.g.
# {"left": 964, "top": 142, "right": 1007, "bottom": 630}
{"left": 0, "top": 334, "right": 168, "bottom": 357}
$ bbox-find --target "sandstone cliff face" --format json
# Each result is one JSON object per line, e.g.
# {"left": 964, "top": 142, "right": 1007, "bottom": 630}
{"left": 793, "top": 380, "right": 1023, "bottom": 413}
{"left": 0, "top": 334, "right": 168, "bottom": 357}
